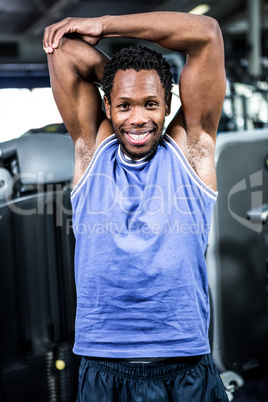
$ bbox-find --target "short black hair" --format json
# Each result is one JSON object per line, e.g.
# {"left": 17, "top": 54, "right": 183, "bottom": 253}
{"left": 101, "top": 45, "right": 173, "bottom": 104}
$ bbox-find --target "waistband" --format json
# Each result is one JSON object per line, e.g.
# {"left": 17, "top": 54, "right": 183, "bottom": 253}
{"left": 123, "top": 357, "right": 170, "bottom": 363}
{"left": 82, "top": 354, "right": 210, "bottom": 380}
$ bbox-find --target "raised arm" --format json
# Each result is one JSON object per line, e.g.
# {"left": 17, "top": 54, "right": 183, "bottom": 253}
{"left": 100, "top": 13, "right": 226, "bottom": 146}
{"left": 44, "top": 12, "right": 225, "bottom": 189}
{"left": 98, "top": 12, "right": 225, "bottom": 189}
{"left": 44, "top": 12, "right": 225, "bottom": 140}
{"left": 44, "top": 34, "right": 113, "bottom": 185}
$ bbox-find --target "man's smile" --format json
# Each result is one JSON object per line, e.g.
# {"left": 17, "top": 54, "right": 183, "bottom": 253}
{"left": 124, "top": 130, "right": 153, "bottom": 146}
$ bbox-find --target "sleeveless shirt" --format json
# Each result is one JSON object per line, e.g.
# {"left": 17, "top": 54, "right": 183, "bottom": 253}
{"left": 70, "top": 133, "right": 217, "bottom": 358}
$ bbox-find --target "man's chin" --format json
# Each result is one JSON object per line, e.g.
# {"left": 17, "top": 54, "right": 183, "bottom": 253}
{"left": 117, "top": 135, "right": 162, "bottom": 161}
{"left": 120, "top": 143, "right": 157, "bottom": 161}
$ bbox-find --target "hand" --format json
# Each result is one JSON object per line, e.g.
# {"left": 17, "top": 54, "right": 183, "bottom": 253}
{"left": 43, "top": 17, "right": 103, "bottom": 53}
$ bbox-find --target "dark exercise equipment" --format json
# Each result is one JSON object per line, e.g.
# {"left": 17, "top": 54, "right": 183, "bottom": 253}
{"left": 206, "top": 129, "right": 268, "bottom": 387}
{"left": 0, "top": 131, "right": 80, "bottom": 402}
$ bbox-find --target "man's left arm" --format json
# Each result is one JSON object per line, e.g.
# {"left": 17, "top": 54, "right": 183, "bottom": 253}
{"left": 43, "top": 12, "right": 226, "bottom": 189}
{"left": 162, "top": 14, "right": 226, "bottom": 190}
{"left": 99, "top": 12, "right": 226, "bottom": 189}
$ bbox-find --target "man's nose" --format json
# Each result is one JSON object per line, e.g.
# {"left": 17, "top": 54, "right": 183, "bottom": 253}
{"left": 128, "top": 107, "right": 149, "bottom": 125}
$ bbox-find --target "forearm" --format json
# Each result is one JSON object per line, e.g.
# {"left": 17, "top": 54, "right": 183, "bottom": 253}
{"left": 100, "top": 12, "right": 221, "bottom": 54}
{"left": 43, "top": 12, "right": 222, "bottom": 58}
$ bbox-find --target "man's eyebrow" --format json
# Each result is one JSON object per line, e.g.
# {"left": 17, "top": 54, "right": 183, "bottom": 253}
{"left": 117, "top": 95, "right": 159, "bottom": 100}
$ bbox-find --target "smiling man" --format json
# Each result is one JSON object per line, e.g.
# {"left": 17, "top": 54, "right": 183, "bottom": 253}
{"left": 43, "top": 11, "right": 227, "bottom": 401}
{"left": 102, "top": 53, "right": 172, "bottom": 160}
{"left": 105, "top": 69, "right": 165, "bottom": 158}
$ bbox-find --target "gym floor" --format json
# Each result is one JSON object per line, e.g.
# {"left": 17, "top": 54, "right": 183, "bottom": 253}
{"left": 233, "top": 372, "right": 268, "bottom": 401}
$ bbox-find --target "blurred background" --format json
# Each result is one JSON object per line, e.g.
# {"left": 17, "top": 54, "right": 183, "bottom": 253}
{"left": 0, "top": 0, "right": 268, "bottom": 139}
{"left": 0, "top": 1, "right": 267, "bottom": 401}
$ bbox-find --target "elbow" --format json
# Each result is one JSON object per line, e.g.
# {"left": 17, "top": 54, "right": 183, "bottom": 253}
{"left": 56, "top": 36, "right": 76, "bottom": 54}
{"left": 205, "top": 17, "right": 223, "bottom": 46}
{"left": 187, "top": 16, "right": 224, "bottom": 54}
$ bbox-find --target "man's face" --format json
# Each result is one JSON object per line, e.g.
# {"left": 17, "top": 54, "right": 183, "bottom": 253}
{"left": 104, "top": 69, "right": 170, "bottom": 160}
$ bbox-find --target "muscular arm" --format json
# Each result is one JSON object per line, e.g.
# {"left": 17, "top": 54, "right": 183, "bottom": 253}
{"left": 47, "top": 36, "right": 111, "bottom": 144}
{"left": 100, "top": 13, "right": 226, "bottom": 181}
{"left": 44, "top": 12, "right": 225, "bottom": 136}
{"left": 44, "top": 12, "right": 225, "bottom": 189}
{"left": 98, "top": 12, "right": 225, "bottom": 189}
{"left": 46, "top": 35, "right": 113, "bottom": 185}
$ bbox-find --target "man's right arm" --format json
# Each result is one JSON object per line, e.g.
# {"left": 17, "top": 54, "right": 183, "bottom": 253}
{"left": 46, "top": 35, "right": 113, "bottom": 184}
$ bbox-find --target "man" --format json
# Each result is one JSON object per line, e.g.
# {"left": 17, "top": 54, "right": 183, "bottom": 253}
{"left": 43, "top": 11, "right": 227, "bottom": 401}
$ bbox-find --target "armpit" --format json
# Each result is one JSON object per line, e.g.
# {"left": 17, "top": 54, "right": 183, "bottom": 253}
{"left": 75, "top": 146, "right": 95, "bottom": 175}
{"left": 186, "top": 133, "right": 216, "bottom": 190}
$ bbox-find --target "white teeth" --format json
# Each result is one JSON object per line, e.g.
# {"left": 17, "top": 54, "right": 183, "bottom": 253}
{"left": 128, "top": 132, "right": 149, "bottom": 140}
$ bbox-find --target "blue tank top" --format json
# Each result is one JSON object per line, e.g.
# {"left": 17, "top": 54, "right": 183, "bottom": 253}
{"left": 70, "top": 133, "right": 217, "bottom": 358}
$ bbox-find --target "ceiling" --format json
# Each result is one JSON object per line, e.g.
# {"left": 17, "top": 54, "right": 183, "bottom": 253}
{"left": 0, "top": 0, "right": 267, "bottom": 75}
{"left": 0, "top": 0, "right": 256, "bottom": 36}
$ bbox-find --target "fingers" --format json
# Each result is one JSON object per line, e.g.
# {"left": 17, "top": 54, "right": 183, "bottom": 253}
{"left": 42, "top": 17, "right": 102, "bottom": 53}
{"left": 43, "top": 17, "right": 73, "bottom": 53}
{"left": 43, "top": 43, "right": 52, "bottom": 54}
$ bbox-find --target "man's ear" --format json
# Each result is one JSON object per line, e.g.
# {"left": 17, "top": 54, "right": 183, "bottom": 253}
{"left": 103, "top": 96, "right": 111, "bottom": 119}
{"left": 165, "top": 93, "right": 172, "bottom": 116}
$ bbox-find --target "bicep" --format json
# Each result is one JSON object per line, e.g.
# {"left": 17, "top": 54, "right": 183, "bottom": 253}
{"left": 179, "top": 26, "right": 226, "bottom": 140}
{"left": 167, "top": 27, "right": 225, "bottom": 191}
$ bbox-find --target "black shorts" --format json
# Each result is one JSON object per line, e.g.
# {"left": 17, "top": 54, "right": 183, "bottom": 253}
{"left": 77, "top": 354, "right": 228, "bottom": 401}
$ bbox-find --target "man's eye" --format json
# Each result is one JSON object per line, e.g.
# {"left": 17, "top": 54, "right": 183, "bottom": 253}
{"left": 119, "top": 103, "right": 129, "bottom": 109}
{"left": 146, "top": 102, "right": 157, "bottom": 108}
